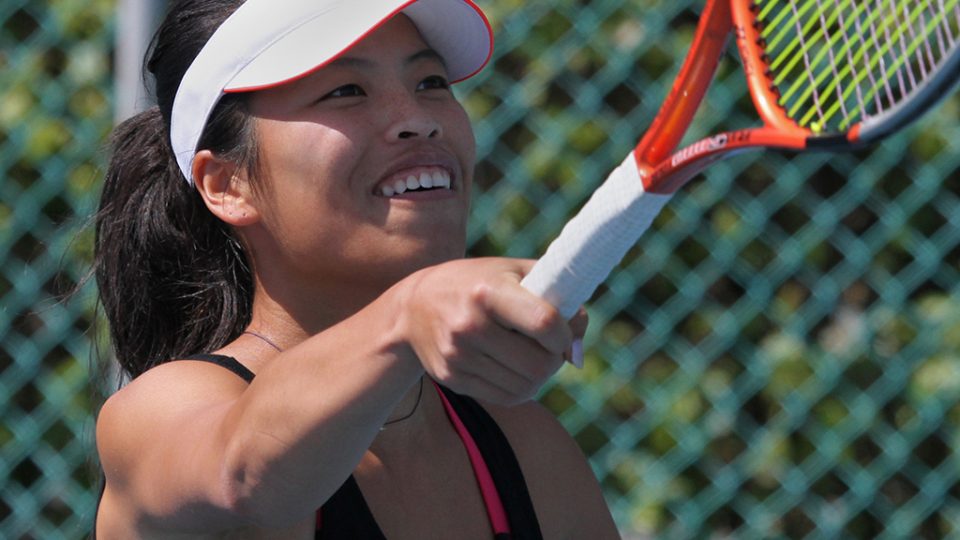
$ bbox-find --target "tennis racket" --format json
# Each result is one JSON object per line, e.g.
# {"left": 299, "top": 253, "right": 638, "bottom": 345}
{"left": 520, "top": 0, "right": 960, "bottom": 318}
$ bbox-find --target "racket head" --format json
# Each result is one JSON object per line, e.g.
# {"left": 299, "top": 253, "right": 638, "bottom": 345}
{"left": 734, "top": 0, "right": 960, "bottom": 147}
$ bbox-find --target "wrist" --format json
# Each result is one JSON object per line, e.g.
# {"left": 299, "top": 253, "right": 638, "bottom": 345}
{"left": 371, "top": 275, "right": 424, "bottom": 378}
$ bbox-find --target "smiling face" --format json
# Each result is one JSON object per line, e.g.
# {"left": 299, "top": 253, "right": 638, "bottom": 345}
{"left": 240, "top": 14, "right": 476, "bottom": 305}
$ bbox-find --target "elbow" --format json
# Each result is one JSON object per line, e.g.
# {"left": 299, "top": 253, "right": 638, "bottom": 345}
{"left": 218, "top": 445, "right": 298, "bottom": 529}
{"left": 219, "top": 466, "right": 300, "bottom": 529}
{"left": 218, "top": 460, "right": 264, "bottom": 527}
{"left": 218, "top": 427, "right": 336, "bottom": 529}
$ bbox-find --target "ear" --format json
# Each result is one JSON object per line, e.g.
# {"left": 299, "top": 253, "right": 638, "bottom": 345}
{"left": 192, "top": 150, "right": 260, "bottom": 227}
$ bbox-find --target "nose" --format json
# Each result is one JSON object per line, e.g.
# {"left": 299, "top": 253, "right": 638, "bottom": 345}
{"left": 397, "top": 125, "right": 440, "bottom": 139}
{"left": 385, "top": 92, "right": 443, "bottom": 141}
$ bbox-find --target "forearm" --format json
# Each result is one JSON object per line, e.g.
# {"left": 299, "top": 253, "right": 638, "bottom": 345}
{"left": 217, "top": 284, "right": 423, "bottom": 527}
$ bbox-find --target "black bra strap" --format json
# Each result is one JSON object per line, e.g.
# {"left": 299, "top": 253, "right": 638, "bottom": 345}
{"left": 182, "top": 353, "right": 255, "bottom": 383}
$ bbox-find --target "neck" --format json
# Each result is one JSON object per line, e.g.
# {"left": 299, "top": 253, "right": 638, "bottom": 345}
{"left": 246, "top": 270, "right": 394, "bottom": 346}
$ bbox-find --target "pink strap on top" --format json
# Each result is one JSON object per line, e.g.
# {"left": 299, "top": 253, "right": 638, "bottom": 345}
{"left": 315, "top": 383, "right": 513, "bottom": 535}
{"left": 433, "top": 381, "right": 512, "bottom": 536}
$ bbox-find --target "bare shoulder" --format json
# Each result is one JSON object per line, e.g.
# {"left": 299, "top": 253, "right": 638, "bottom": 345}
{"left": 95, "top": 360, "right": 252, "bottom": 534}
{"left": 97, "top": 359, "right": 250, "bottom": 457}
{"left": 484, "top": 399, "right": 620, "bottom": 540}
{"left": 483, "top": 399, "right": 578, "bottom": 461}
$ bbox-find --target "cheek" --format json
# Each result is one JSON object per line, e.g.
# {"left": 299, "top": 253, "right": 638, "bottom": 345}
{"left": 444, "top": 105, "right": 476, "bottom": 179}
{"left": 450, "top": 106, "right": 476, "bottom": 155}
{"left": 252, "top": 123, "right": 367, "bottom": 240}
{"left": 256, "top": 120, "right": 359, "bottom": 195}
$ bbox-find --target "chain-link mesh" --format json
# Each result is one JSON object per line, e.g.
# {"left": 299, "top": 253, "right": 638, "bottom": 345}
{"left": 1, "top": 0, "right": 112, "bottom": 538}
{"left": 3, "top": 1, "right": 960, "bottom": 538}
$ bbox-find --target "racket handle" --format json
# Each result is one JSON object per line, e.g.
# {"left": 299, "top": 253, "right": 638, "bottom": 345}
{"left": 520, "top": 152, "right": 672, "bottom": 318}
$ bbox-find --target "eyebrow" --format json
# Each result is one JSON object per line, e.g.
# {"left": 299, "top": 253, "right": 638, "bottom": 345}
{"left": 329, "top": 48, "right": 448, "bottom": 70}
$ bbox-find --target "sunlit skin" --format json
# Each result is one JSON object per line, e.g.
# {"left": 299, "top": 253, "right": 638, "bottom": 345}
{"left": 94, "top": 15, "right": 618, "bottom": 540}
{"left": 228, "top": 16, "right": 477, "bottom": 337}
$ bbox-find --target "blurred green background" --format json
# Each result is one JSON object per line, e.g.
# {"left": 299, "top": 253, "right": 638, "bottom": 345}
{"left": 3, "top": 1, "right": 960, "bottom": 538}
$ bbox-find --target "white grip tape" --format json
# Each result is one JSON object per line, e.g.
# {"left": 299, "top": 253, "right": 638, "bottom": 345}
{"left": 520, "top": 152, "right": 672, "bottom": 318}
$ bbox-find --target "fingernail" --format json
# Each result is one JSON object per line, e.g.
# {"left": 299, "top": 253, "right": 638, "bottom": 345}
{"left": 571, "top": 339, "right": 584, "bottom": 369}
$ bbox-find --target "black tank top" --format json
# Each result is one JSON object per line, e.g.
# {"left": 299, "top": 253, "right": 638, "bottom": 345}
{"left": 185, "top": 354, "right": 544, "bottom": 539}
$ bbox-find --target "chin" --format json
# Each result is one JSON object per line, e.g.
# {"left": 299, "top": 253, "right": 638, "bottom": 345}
{"left": 409, "top": 243, "right": 466, "bottom": 269}
{"left": 392, "top": 241, "right": 465, "bottom": 278}
{"left": 351, "top": 254, "right": 458, "bottom": 300}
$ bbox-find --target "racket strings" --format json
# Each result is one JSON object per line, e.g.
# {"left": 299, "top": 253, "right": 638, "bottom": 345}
{"left": 752, "top": 0, "right": 960, "bottom": 133}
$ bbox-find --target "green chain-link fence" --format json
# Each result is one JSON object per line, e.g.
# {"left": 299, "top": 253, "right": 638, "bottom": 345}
{"left": 1, "top": 0, "right": 112, "bottom": 538}
{"left": 3, "top": 1, "right": 960, "bottom": 538}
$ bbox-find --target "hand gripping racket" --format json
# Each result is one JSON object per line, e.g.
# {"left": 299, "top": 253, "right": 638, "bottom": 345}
{"left": 521, "top": 0, "right": 960, "bottom": 318}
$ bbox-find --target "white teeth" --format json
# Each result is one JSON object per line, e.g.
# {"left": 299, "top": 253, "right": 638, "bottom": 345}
{"left": 433, "top": 171, "right": 450, "bottom": 189}
{"left": 380, "top": 169, "right": 452, "bottom": 197}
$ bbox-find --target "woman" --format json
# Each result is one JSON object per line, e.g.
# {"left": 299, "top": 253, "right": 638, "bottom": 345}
{"left": 93, "top": 0, "right": 619, "bottom": 538}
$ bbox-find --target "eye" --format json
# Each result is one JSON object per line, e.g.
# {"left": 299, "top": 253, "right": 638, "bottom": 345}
{"left": 322, "top": 84, "right": 366, "bottom": 100}
{"left": 418, "top": 75, "right": 450, "bottom": 91}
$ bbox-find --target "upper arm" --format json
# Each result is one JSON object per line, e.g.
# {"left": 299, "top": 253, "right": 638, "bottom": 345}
{"left": 96, "top": 360, "right": 251, "bottom": 533}
{"left": 486, "top": 400, "right": 619, "bottom": 540}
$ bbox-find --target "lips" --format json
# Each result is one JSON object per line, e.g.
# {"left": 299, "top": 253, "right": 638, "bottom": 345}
{"left": 375, "top": 166, "right": 453, "bottom": 197}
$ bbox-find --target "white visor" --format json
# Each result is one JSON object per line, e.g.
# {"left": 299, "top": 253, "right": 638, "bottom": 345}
{"left": 170, "top": 0, "right": 493, "bottom": 184}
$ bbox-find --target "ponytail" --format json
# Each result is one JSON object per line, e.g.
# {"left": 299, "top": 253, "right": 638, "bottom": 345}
{"left": 94, "top": 105, "right": 252, "bottom": 378}
{"left": 94, "top": 0, "right": 257, "bottom": 379}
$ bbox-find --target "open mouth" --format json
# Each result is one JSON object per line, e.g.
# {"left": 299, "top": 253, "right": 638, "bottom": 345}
{"left": 377, "top": 168, "right": 452, "bottom": 197}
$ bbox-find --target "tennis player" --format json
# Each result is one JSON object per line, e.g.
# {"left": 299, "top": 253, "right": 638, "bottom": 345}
{"left": 93, "top": 0, "right": 619, "bottom": 538}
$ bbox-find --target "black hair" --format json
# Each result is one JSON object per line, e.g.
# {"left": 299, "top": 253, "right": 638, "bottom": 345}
{"left": 94, "top": 0, "right": 259, "bottom": 380}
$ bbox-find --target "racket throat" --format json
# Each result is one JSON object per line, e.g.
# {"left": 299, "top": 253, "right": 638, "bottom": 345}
{"left": 634, "top": 0, "right": 732, "bottom": 168}
{"left": 646, "top": 133, "right": 736, "bottom": 193}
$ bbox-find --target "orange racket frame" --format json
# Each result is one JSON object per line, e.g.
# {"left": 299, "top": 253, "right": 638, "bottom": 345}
{"left": 521, "top": 0, "right": 960, "bottom": 317}
{"left": 636, "top": 0, "right": 819, "bottom": 195}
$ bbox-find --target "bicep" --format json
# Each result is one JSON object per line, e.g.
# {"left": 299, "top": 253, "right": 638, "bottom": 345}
{"left": 488, "top": 401, "right": 619, "bottom": 540}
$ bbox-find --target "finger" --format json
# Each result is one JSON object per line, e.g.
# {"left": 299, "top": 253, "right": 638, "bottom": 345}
{"left": 479, "top": 281, "right": 574, "bottom": 356}
{"left": 510, "top": 258, "right": 537, "bottom": 276}
{"left": 418, "top": 328, "right": 546, "bottom": 399}
{"left": 563, "top": 339, "right": 584, "bottom": 369}
{"left": 454, "top": 345, "right": 552, "bottom": 398}
{"left": 448, "top": 370, "right": 539, "bottom": 407}
{"left": 559, "top": 308, "right": 588, "bottom": 368}
{"left": 468, "top": 325, "right": 565, "bottom": 385}
{"left": 569, "top": 306, "right": 589, "bottom": 339}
